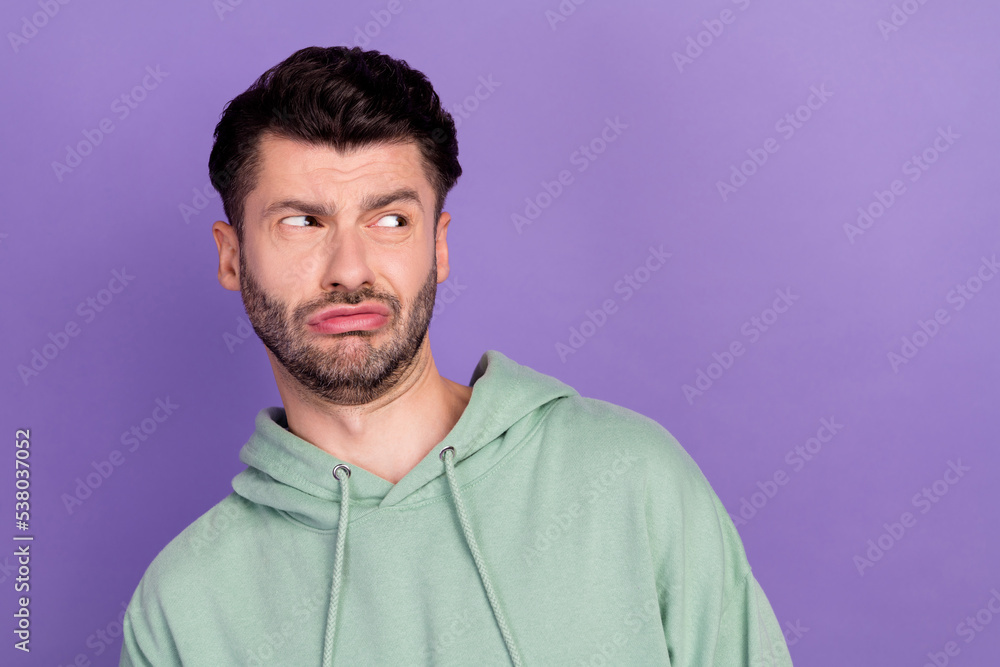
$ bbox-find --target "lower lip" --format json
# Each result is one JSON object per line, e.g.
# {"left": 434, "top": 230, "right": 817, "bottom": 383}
{"left": 309, "top": 313, "right": 389, "bottom": 334}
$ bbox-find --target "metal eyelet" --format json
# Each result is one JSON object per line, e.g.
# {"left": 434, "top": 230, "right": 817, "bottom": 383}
{"left": 439, "top": 446, "right": 455, "bottom": 462}
{"left": 332, "top": 463, "right": 351, "bottom": 481}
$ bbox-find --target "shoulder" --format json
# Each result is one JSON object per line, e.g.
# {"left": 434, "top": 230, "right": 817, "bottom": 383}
{"left": 131, "top": 492, "right": 258, "bottom": 601}
{"left": 545, "top": 393, "right": 681, "bottom": 447}
{"left": 542, "top": 394, "right": 707, "bottom": 489}
{"left": 543, "top": 394, "right": 752, "bottom": 573}
{"left": 122, "top": 493, "right": 261, "bottom": 663}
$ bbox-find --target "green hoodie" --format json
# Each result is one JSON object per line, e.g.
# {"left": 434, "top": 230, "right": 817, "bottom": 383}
{"left": 121, "top": 350, "right": 793, "bottom": 666}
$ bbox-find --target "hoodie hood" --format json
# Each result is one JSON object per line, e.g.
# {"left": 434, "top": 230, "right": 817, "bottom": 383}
{"left": 231, "top": 349, "right": 578, "bottom": 529}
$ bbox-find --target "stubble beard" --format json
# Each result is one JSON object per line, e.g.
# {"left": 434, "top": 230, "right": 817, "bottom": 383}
{"left": 238, "top": 249, "right": 438, "bottom": 406}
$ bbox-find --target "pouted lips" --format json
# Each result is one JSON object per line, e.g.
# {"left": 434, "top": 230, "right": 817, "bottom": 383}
{"left": 307, "top": 303, "right": 391, "bottom": 335}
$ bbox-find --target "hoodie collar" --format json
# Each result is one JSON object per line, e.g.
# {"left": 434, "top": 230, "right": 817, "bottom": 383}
{"left": 231, "top": 349, "right": 578, "bottom": 530}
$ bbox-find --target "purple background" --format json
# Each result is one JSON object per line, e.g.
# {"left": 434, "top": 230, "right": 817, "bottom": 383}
{"left": 3, "top": 0, "right": 999, "bottom": 664}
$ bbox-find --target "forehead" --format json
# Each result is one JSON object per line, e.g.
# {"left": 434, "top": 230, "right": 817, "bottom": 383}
{"left": 248, "top": 133, "right": 433, "bottom": 215}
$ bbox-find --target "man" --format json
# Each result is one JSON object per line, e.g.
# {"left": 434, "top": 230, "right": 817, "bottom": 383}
{"left": 121, "top": 46, "right": 793, "bottom": 666}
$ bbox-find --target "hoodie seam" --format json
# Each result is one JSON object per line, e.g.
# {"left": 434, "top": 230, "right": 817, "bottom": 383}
{"left": 241, "top": 453, "right": 343, "bottom": 501}
{"left": 269, "top": 503, "right": 383, "bottom": 533}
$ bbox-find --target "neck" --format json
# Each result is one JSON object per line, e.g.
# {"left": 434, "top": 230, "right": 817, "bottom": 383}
{"left": 268, "top": 336, "right": 473, "bottom": 484}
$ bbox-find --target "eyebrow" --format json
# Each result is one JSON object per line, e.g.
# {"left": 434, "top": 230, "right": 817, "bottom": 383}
{"left": 260, "top": 187, "right": 423, "bottom": 220}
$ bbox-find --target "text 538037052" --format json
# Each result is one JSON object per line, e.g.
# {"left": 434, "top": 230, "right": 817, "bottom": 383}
{"left": 14, "top": 428, "right": 33, "bottom": 653}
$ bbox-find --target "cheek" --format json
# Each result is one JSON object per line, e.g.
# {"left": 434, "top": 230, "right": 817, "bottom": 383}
{"left": 389, "top": 257, "right": 435, "bottom": 300}
{"left": 251, "top": 244, "right": 324, "bottom": 296}
{"left": 281, "top": 253, "right": 326, "bottom": 291}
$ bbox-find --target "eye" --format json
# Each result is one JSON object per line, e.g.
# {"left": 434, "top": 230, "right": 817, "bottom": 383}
{"left": 280, "top": 215, "right": 317, "bottom": 227}
{"left": 374, "top": 214, "right": 408, "bottom": 228}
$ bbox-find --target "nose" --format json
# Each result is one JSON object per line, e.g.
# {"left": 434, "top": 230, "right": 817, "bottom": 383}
{"left": 318, "top": 227, "right": 376, "bottom": 294}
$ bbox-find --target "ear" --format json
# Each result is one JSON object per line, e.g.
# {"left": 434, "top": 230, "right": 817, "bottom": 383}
{"left": 212, "top": 220, "right": 241, "bottom": 292}
{"left": 434, "top": 211, "right": 452, "bottom": 285}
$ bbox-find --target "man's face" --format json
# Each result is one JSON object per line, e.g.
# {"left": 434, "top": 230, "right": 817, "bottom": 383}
{"left": 232, "top": 133, "right": 446, "bottom": 406}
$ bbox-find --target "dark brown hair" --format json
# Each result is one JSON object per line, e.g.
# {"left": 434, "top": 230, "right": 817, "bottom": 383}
{"left": 208, "top": 46, "right": 461, "bottom": 240}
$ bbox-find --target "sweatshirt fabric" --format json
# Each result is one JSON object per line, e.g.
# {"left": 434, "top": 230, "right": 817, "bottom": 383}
{"left": 120, "top": 349, "right": 793, "bottom": 666}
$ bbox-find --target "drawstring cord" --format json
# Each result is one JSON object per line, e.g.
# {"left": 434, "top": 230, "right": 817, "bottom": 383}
{"left": 320, "top": 450, "right": 523, "bottom": 667}
{"left": 322, "top": 463, "right": 352, "bottom": 667}
{"left": 440, "top": 446, "right": 523, "bottom": 667}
